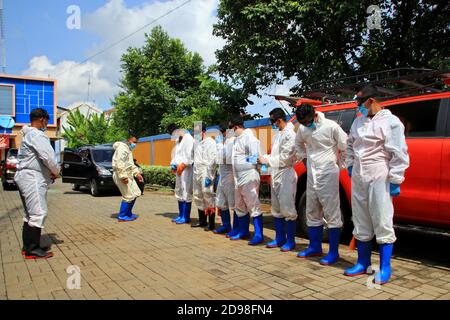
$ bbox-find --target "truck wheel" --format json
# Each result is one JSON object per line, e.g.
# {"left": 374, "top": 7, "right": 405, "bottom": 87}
{"left": 296, "top": 190, "right": 349, "bottom": 243}
{"left": 72, "top": 184, "right": 81, "bottom": 191}
{"left": 90, "top": 179, "right": 100, "bottom": 197}
{"left": 296, "top": 192, "right": 309, "bottom": 238}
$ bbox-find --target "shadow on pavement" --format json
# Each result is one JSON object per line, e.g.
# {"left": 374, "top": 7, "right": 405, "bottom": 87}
{"left": 41, "top": 233, "right": 64, "bottom": 249}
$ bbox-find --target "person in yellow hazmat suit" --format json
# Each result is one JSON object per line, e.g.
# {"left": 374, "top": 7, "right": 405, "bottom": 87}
{"left": 112, "top": 131, "right": 144, "bottom": 222}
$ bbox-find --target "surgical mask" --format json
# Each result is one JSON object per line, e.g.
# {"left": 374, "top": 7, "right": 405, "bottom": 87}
{"left": 194, "top": 133, "right": 201, "bottom": 141}
{"left": 271, "top": 124, "right": 278, "bottom": 130}
{"left": 129, "top": 143, "right": 136, "bottom": 150}
{"left": 215, "top": 135, "right": 224, "bottom": 143}
{"left": 306, "top": 122, "right": 316, "bottom": 130}
{"left": 358, "top": 104, "right": 369, "bottom": 117}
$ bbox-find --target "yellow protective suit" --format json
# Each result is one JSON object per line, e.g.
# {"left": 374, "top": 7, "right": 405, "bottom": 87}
{"left": 112, "top": 141, "right": 142, "bottom": 202}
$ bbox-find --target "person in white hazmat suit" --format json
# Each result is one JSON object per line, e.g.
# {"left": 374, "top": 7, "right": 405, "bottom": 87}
{"left": 191, "top": 124, "right": 217, "bottom": 231}
{"left": 258, "top": 108, "right": 298, "bottom": 252}
{"left": 112, "top": 132, "right": 144, "bottom": 222}
{"left": 213, "top": 122, "right": 236, "bottom": 235}
{"left": 168, "top": 123, "right": 194, "bottom": 225}
{"left": 345, "top": 85, "right": 409, "bottom": 285}
{"left": 14, "top": 108, "right": 59, "bottom": 259}
{"left": 295, "top": 103, "right": 348, "bottom": 265}
{"left": 229, "top": 115, "right": 264, "bottom": 245}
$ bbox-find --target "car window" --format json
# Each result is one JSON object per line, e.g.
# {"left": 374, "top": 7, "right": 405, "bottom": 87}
{"left": 340, "top": 109, "right": 357, "bottom": 133}
{"left": 92, "top": 149, "right": 114, "bottom": 163}
{"left": 324, "top": 111, "right": 340, "bottom": 124}
{"left": 64, "top": 152, "right": 82, "bottom": 163}
{"left": 385, "top": 99, "right": 441, "bottom": 137}
{"left": 7, "top": 149, "right": 18, "bottom": 157}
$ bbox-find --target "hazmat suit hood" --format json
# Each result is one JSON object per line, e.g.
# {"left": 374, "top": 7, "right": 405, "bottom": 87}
{"left": 21, "top": 125, "right": 34, "bottom": 136}
{"left": 113, "top": 141, "right": 129, "bottom": 150}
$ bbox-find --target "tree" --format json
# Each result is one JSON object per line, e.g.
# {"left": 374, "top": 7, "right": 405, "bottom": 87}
{"left": 62, "top": 110, "right": 126, "bottom": 148}
{"left": 112, "top": 26, "right": 253, "bottom": 135}
{"left": 213, "top": 0, "right": 450, "bottom": 95}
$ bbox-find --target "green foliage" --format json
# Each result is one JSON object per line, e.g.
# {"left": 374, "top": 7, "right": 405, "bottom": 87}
{"left": 213, "top": 0, "right": 450, "bottom": 95}
{"left": 141, "top": 165, "right": 175, "bottom": 188}
{"left": 112, "top": 26, "right": 253, "bottom": 136}
{"left": 61, "top": 110, "right": 127, "bottom": 148}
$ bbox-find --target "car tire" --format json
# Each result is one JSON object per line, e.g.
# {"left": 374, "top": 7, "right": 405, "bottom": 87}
{"left": 2, "top": 181, "right": 10, "bottom": 191}
{"left": 72, "top": 184, "right": 81, "bottom": 191}
{"left": 90, "top": 179, "right": 100, "bottom": 197}
{"left": 296, "top": 190, "right": 349, "bottom": 243}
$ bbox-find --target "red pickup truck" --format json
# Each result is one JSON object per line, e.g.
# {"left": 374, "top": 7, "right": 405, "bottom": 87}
{"left": 274, "top": 72, "right": 450, "bottom": 239}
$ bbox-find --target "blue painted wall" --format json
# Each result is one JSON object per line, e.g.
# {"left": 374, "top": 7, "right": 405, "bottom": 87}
{"left": 0, "top": 76, "right": 56, "bottom": 126}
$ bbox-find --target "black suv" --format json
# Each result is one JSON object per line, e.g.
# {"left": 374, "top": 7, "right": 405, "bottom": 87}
{"left": 61, "top": 144, "right": 145, "bottom": 196}
{"left": 61, "top": 145, "right": 116, "bottom": 196}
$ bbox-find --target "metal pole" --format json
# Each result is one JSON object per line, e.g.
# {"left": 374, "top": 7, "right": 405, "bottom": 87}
{"left": 0, "top": 0, "right": 6, "bottom": 73}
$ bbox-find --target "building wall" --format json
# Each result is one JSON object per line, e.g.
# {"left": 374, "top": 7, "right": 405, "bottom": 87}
{"left": 0, "top": 75, "right": 57, "bottom": 157}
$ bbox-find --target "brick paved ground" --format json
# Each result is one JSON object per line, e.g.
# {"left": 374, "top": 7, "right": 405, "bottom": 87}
{"left": 0, "top": 181, "right": 449, "bottom": 300}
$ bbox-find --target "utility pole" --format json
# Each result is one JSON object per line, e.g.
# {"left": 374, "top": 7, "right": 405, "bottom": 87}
{"left": 0, "top": 0, "right": 6, "bottom": 73}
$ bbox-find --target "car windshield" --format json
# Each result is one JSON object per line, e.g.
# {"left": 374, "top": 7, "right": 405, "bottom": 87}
{"left": 91, "top": 149, "right": 114, "bottom": 164}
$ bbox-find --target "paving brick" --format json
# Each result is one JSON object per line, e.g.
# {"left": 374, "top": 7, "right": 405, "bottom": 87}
{"left": 1, "top": 181, "right": 448, "bottom": 300}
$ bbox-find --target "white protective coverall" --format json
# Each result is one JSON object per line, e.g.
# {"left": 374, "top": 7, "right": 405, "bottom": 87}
{"left": 346, "top": 109, "right": 409, "bottom": 244}
{"left": 295, "top": 112, "right": 348, "bottom": 228}
{"left": 232, "top": 128, "right": 262, "bottom": 218}
{"left": 193, "top": 136, "right": 217, "bottom": 210}
{"left": 14, "top": 126, "right": 60, "bottom": 228}
{"left": 171, "top": 133, "right": 194, "bottom": 202}
{"left": 262, "top": 122, "right": 298, "bottom": 221}
{"left": 112, "top": 141, "right": 142, "bottom": 202}
{"left": 215, "top": 136, "right": 235, "bottom": 210}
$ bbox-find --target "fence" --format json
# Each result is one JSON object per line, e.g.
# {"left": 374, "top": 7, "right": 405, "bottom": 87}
{"left": 133, "top": 117, "right": 282, "bottom": 166}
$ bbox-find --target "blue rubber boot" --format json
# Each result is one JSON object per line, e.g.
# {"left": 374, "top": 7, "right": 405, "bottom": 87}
{"left": 172, "top": 201, "right": 184, "bottom": 223}
{"left": 226, "top": 211, "right": 239, "bottom": 238}
{"left": 320, "top": 228, "right": 341, "bottom": 265}
{"left": 280, "top": 220, "right": 297, "bottom": 252}
{"left": 230, "top": 214, "right": 250, "bottom": 240}
{"left": 297, "top": 226, "right": 323, "bottom": 258}
{"left": 344, "top": 240, "right": 372, "bottom": 276}
{"left": 248, "top": 215, "right": 264, "bottom": 245}
{"left": 128, "top": 199, "right": 138, "bottom": 220}
{"left": 118, "top": 201, "right": 136, "bottom": 222}
{"left": 214, "top": 209, "right": 231, "bottom": 234}
{"left": 266, "top": 218, "right": 286, "bottom": 248}
{"left": 374, "top": 243, "right": 393, "bottom": 285}
{"left": 176, "top": 202, "right": 192, "bottom": 224}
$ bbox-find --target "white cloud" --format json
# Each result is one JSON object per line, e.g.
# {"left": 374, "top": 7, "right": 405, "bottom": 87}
{"left": 22, "top": 56, "right": 112, "bottom": 107}
{"left": 23, "top": 0, "right": 224, "bottom": 109}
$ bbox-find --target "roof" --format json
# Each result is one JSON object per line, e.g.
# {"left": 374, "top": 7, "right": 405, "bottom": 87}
{"left": 58, "top": 102, "right": 103, "bottom": 118}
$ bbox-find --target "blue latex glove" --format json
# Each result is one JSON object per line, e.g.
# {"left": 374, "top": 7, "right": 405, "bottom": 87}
{"left": 246, "top": 154, "right": 258, "bottom": 165}
{"left": 260, "top": 164, "right": 268, "bottom": 174}
{"left": 205, "top": 178, "right": 212, "bottom": 187}
{"left": 348, "top": 166, "right": 353, "bottom": 177}
{"left": 171, "top": 164, "right": 177, "bottom": 171}
{"left": 390, "top": 183, "right": 400, "bottom": 197}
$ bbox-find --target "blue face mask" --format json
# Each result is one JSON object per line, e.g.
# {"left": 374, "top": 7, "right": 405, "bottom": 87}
{"left": 358, "top": 104, "right": 369, "bottom": 117}
{"left": 129, "top": 143, "right": 136, "bottom": 150}
{"left": 271, "top": 124, "right": 278, "bottom": 130}
{"left": 306, "top": 122, "right": 316, "bottom": 130}
{"left": 215, "top": 135, "right": 224, "bottom": 143}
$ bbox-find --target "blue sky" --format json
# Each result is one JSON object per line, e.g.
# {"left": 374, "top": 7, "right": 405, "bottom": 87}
{"left": 4, "top": 0, "right": 291, "bottom": 117}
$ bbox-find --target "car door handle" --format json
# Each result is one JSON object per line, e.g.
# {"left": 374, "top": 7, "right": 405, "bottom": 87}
{"left": 64, "top": 164, "right": 70, "bottom": 168}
